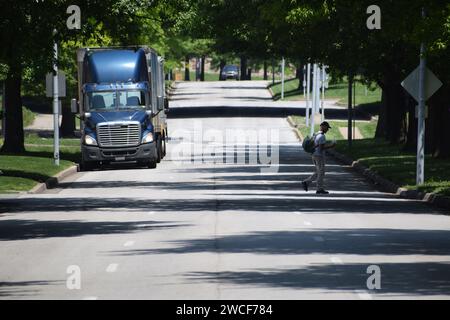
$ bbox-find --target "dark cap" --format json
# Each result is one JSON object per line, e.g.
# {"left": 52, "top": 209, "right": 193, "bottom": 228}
{"left": 320, "top": 121, "right": 332, "bottom": 129}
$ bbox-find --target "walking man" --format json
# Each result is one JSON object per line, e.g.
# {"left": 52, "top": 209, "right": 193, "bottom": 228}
{"left": 302, "top": 121, "right": 336, "bottom": 194}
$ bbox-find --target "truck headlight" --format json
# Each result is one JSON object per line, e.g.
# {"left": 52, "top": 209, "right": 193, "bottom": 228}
{"left": 84, "top": 135, "right": 98, "bottom": 146}
{"left": 142, "top": 133, "right": 154, "bottom": 144}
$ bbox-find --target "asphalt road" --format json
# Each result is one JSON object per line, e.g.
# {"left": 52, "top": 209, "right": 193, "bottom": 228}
{"left": 1, "top": 80, "right": 450, "bottom": 300}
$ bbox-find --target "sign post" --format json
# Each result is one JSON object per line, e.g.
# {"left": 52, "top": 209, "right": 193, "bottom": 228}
{"left": 303, "top": 65, "right": 306, "bottom": 100}
{"left": 1, "top": 81, "right": 5, "bottom": 137}
{"left": 417, "top": 37, "right": 426, "bottom": 184}
{"left": 310, "top": 64, "right": 316, "bottom": 137}
{"left": 321, "top": 66, "right": 327, "bottom": 122}
{"left": 281, "top": 57, "right": 285, "bottom": 100}
{"left": 306, "top": 63, "right": 311, "bottom": 127}
{"left": 401, "top": 9, "right": 442, "bottom": 185}
{"left": 348, "top": 74, "right": 353, "bottom": 148}
{"left": 53, "top": 32, "right": 60, "bottom": 166}
{"left": 401, "top": 65, "right": 442, "bottom": 185}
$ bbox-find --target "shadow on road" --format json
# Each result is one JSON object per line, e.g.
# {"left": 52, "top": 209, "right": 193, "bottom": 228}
{"left": 110, "top": 228, "right": 450, "bottom": 256}
{"left": 0, "top": 280, "right": 62, "bottom": 298}
{"left": 0, "top": 219, "right": 190, "bottom": 241}
{"left": 0, "top": 196, "right": 436, "bottom": 216}
{"left": 167, "top": 106, "right": 370, "bottom": 120}
{"left": 184, "top": 262, "right": 450, "bottom": 296}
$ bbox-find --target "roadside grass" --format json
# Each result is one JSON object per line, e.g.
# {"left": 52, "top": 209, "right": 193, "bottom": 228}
{"left": 1, "top": 133, "right": 80, "bottom": 147}
{"left": 188, "top": 72, "right": 222, "bottom": 82}
{"left": 291, "top": 116, "right": 377, "bottom": 140}
{"left": 269, "top": 78, "right": 302, "bottom": 100}
{"left": 24, "top": 133, "right": 80, "bottom": 147}
{"left": 270, "top": 78, "right": 381, "bottom": 106}
{"left": 184, "top": 71, "right": 280, "bottom": 82}
{"left": 336, "top": 140, "right": 450, "bottom": 197}
{"left": 23, "top": 106, "right": 36, "bottom": 127}
{"left": 290, "top": 116, "right": 450, "bottom": 197}
{"left": 1, "top": 106, "right": 36, "bottom": 130}
{"left": 0, "top": 141, "right": 80, "bottom": 193}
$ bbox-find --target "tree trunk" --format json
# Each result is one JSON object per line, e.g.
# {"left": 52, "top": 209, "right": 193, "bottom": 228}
{"left": 1, "top": 65, "right": 25, "bottom": 153}
{"left": 60, "top": 100, "right": 76, "bottom": 137}
{"left": 219, "top": 60, "right": 226, "bottom": 75}
{"left": 247, "top": 68, "right": 252, "bottom": 80}
{"left": 240, "top": 56, "right": 248, "bottom": 81}
{"left": 297, "top": 64, "right": 303, "bottom": 90}
{"left": 263, "top": 61, "right": 268, "bottom": 80}
{"left": 200, "top": 55, "right": 205, "bottom": 82}
{"left": 375, "top": 88, "right": 387, "bottom": 138}
{"left": 184, "top": 55, "right": 190, "bottom": 81}
{"left": 382, "top": 73, "right": 408, "bottom": 144}
{"left": 430, "top": 85, "right": 450, "bottom": 158}
{"left": 403, "top": 96, "right": 417, "bottom": 152}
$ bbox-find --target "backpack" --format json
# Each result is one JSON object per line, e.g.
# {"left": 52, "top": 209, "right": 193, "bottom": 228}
{"left": 302, "top": 134, "right": 317, "bottom": 154}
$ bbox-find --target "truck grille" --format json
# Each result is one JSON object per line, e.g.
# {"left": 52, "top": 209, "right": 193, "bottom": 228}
{"left": 97, "top": 122, "right": 141, "bottom": 147}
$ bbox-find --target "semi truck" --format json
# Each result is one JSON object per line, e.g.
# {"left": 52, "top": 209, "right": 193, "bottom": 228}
{"left": 71, "top": 46, "right": 169, "bottom": 170}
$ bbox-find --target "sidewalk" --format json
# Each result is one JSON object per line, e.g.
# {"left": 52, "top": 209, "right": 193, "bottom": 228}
{"left": 25, "top": 114, "right": 60, "bottom": 130}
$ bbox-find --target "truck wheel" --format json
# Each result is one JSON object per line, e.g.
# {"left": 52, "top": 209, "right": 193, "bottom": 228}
{"left": 80, "top": 160, "right": 97, "bottom": 171}
{"left": 147, "top": 159, "right": 157, "bottom": 169}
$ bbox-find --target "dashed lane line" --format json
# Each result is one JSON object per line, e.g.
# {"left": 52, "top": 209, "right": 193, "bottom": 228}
{"left": 106, "top": 263, "right": 119, "bottom": 273}
{"left": 330, "top": 257, "right": 344, "bottom": 265}
{"left": 354, "top": 290, "right": 373, "bottom": 300}
{"left": 124, "top": 241, "right": 135, "bottom": 247}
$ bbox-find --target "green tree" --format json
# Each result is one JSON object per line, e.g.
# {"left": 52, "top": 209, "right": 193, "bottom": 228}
{"left": 0, "top": 0, "right": 133, "bottom": 152}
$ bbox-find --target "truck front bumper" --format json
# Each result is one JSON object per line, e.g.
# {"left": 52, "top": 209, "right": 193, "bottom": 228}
{"left": 82, "top": 143, "right": 157, "bottom": 163}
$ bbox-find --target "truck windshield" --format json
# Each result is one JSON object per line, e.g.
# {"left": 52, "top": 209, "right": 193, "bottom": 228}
{"left": 86, "top": 90, "right": 147, "bottom": 111}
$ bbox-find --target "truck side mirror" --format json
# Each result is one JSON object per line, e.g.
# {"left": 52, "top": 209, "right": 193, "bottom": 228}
{"left": 71, "top": 99, "right": 78, "bottom": 114}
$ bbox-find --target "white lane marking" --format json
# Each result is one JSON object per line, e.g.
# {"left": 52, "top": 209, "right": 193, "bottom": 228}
{"left": 154, "top": 200, "right": 161, "bottom": 203}
{"left": 124, "top": 241, "right": 135, "bottom": 247}
{"left": 83, "top": 296, "right": 98, "bottom": 300}
{"left": 303, "top": 221, "right": 312, "bottom": 226}
{"left": 148, "top": 211, "right": 155, "bottom": 215}
{"left": 330, "top": 257, "right": 343, "bottom": 265}
{"left": 106, "top": 263, "right": 118, "bottom": 273}
{"left": 295, "top": 211, "right": 303, "bottom": 215}
{"left": 313, "top": 236, "right": 324, "bottom": 242}
{"left": 355, "top": 290, "right": 373, "bottom": 300}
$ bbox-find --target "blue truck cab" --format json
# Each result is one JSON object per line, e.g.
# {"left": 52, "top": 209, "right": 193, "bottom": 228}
{"left": 72, "top": 47, "right": 168, "bottom": 170}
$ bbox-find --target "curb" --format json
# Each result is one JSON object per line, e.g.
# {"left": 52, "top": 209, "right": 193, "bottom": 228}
{"left": 267, "top": 86, "right": 275, "bottom": 98}
{"left": 28, "top": 165, "right": 79, "bottom": 194}
{"left": 165, "top": 81, "right": 178, "bottom": 99}
{"left": 285, "top": 116, "right": 450, "bottom": 212}
{"left": 286, "top": 116, "right": 304, "bottom": 141}
{"left": 327, "top": 148, "right": 450, "bottom": 212}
